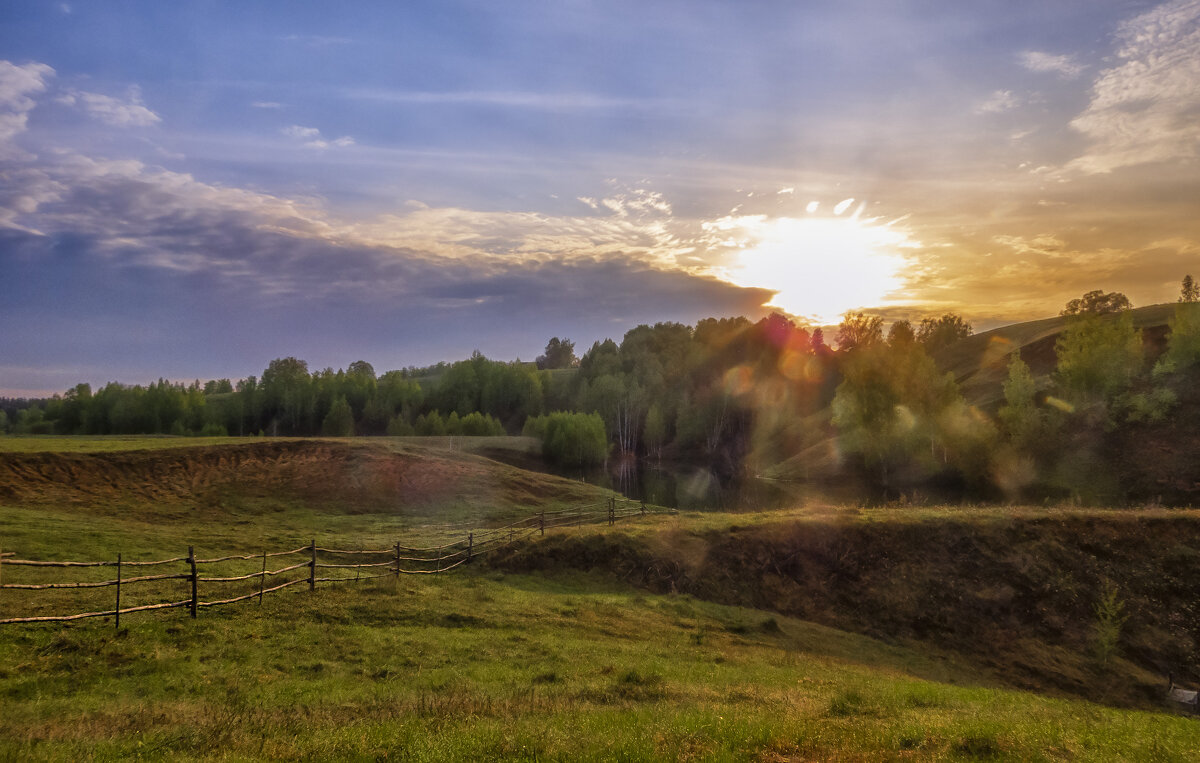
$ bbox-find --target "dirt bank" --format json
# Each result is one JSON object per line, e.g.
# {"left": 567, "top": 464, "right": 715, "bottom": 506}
{"left": 491, "top": 510, "right": 1200, "bottom": 708}
{"left": 0, "top": 440, "right": 598, "bottom": 513}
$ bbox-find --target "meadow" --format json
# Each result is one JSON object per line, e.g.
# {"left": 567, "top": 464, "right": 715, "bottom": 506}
{"left": 1, "top": 436, "right": 1198, "bottom": 760}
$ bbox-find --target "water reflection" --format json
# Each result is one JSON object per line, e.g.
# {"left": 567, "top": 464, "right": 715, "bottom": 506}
{"left": 566, "top": 459, "right": 823, "bottom": 512}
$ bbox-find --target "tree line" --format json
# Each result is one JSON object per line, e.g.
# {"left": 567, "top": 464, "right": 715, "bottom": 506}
{"left": 0, "top": 311, "right": 958, "bottom": 471}
{"left": 5, "top": 277, "right": 1199, "bottom": 501}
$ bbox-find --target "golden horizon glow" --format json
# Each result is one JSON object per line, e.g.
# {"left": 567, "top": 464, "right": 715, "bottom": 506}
{"left": 702, "top": 201, "right": 919, "bottom": 324}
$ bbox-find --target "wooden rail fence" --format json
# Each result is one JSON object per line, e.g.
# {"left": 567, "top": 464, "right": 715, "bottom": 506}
{"left": 0, "top": 498, "right": 657, "bottom": 628}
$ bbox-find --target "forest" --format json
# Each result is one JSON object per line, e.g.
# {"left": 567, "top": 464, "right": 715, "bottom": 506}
{"left": 5, "top": 283, "right": 1200, "bottom": 503}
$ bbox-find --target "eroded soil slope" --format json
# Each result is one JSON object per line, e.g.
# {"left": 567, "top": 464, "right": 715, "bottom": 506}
{"left": 492, "top": 510, "right": 1200, "bottom": 708}
{"left": 0, "top": 440, "right": 597, "bottom": 513}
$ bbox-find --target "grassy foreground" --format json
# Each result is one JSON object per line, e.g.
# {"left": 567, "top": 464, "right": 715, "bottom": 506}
{"left": 2, "top": 437, "right": 1197, "bottom": 759}
{"left": 2, "top": 569, "right": 1197, "bottom": 761}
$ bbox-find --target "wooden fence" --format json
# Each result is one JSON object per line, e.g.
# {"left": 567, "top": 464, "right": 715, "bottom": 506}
{"left": 0, "top": 497, "right": 657, "bottom": 628}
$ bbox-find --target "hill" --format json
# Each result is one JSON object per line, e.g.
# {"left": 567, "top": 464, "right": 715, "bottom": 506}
{"left": 491, "top": 507, "right": 1200, "bottom": 709}
{"left": 933, "top": 303, "right": 1175, "bottom": 410}
{"left": 0, "top": 437, "right": 603, "bottom": 525}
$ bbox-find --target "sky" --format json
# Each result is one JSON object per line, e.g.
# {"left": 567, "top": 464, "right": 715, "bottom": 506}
{"left": 2, "top": 0, "right": 1200, "bottom": 395}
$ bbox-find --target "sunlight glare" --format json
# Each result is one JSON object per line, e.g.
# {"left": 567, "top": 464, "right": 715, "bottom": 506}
{"left": 702, "top": 203, "right": 918, "bottom": 324}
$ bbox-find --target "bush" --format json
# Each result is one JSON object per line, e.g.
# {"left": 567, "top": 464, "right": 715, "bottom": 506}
{"left": 524, "top": 412, "right": 608, "bottom": 466}
{"left": 386, "top": 415, "right": 414, "bottom": 436}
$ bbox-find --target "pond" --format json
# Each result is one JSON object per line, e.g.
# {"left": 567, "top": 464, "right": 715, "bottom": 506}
{"left": 563, "top": 459, "right": 868, "bottom": 512}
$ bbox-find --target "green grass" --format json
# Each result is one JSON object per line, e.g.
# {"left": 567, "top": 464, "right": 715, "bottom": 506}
{"left": 1, "top": 570, "right": 1196, "bottom": 761}
{"left": 2, "top": 440, "right": 1198, "bottom": 759}
{"left": 0, "top": 435, "right": 265, "bottom": 453}
{"left": 0, "top": 434, "right": 538, "bottom": 456}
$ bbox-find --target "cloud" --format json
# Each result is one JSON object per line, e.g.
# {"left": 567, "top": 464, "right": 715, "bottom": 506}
{"left": 595, "top": 189, "right": 673, "bottom": 218}
{"left": 975, "top": 89, "right": 1019, "bottom": 114}
{"left": 1068, "top": 0, "right": 1200, "bottom": 174}
{"left": 282, "top": 125, "right": 321, "bottom": 140}
{"left": 0, "top": 60, "right": 54, "bottom": 148}
{"left": 1019, "top": 51, "right": 1085, "bottom": 79}
{"left": 281, "top": 124, "right": 353, "bottom": 149}
{"left": 58, "top": 87, "right": 161, "bottom": 127}
{"left": 0, "top": 142, "right": 771, "bottom": 391}
{"left": 251, "top": 101, "right": 283, "bottom": 109}
{"left": 993, "top": 233, "right": 1067, "bottom": 257}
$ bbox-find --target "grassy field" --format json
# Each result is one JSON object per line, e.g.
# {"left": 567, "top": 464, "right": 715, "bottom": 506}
{"left": 0, "top": 435, "right": 264, "bottom": 454}
{"left": 0, "top": 434, "right": 543, "bottom": 455}
{"left": 3, "top": 568, "right": 1198, "bottom": 761}
{"left": 2, "top": 437, "right": 1198, "bottom": 759}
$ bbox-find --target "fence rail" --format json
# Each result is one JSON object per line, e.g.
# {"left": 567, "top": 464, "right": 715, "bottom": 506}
{"left": 0, "top": 497, "right": 663, "bottom": 628}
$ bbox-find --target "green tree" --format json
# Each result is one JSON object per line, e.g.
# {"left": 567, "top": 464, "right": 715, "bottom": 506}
{"left": 1180, "top": 275, "right": 1198, "bottom": 303}
{"left": 835, "top": 312, "right": 883, "bottom": 352}
{"left": 831, "top": 341, "right": 960, "bottom": 486}
{"left": 385, "top": 415, "right": 414, "bottom": 436}
{"left": 1060, "top": 289, "right": 1132, "bottom": 316}
{"left": 578, "top": 338, "right": 622, "bottom": 381}
{"left": 321, "top": 395, "right": 355, "bottom": 437}
{"left": 363, "top": 371, "right": 424, "bottom": 434}
{"left": 203, "top": 379, "right": 234, "bottom": 395}
{"left": 526, "top": 412, "right": 608, "bottom": 467}
{"left": 916, "top": 314, "right": 973, "bottom": 352}
{"left": 414, "top": 411, "right": 447, "bottom": 436}
{"left": 998, "top": 354, "right": 1043, "bottom": 449}
{"left": 1157, "top": 301, "right": 1200, "bottom": 373}
{"left": 537, "top": 337, "right": 578, "bottom": 369}
{"left": 643, "top": 403, "right": 668, "bottom": 459}
{"left": 343, "top": 360, "right": 377, "bottom": 419}
{"left": 261, "top": 357, "right": 314, "bottom": 435}
{"left": 810, "top": 327, "right": 828, "bottom": 355}
{"left": 1055, "top": 312, "right": 1143, "bottom": 407}
{"left": 14, "top": 405, "right": 53, "bottom": 435}
{"left": 887, "top": 320, "right": 916, "bottom": 347}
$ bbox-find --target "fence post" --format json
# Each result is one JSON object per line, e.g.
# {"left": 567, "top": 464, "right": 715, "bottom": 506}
{"left": 467, "top": 532, "right": 473, "bottom": 562}
{"left": 394, "top": 542, "right": 400, "bottom": 579}
{"left": 115, "top": 552, "right": 122, "bottom": 631}
{"left": 641, "top": 500, "right": 646, "bottom": 516}
{"left": 188, "top": 546, "right": 197, "bottom": 619}
{"left": 309, "top": 539, "right": 316, "bottom": 592}
{"left": 355, "top": 544, "right": 362, "bottom": 585}
{"left": 539, "top": 510, "right": 545, "bottom": 536}
{"left": 258, "top": 549, "right": 267, "bottom": 605}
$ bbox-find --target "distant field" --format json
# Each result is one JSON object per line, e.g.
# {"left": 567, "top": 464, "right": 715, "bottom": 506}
{"left": 0, "top": 434, "right": 540, "bottom": 455}
{"left": 0, "top": 435, "right": 261, "bottom": 453}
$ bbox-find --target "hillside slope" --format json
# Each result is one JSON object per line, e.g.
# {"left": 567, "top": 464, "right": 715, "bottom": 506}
{"left": 0, "top": 439, "right": 604, "bottom": 518}
{"left": 491, "top": 509, "right": 1200, "bottom": 709}
{"left": 933, "top": 303, "right": 1174, "bottom": 410}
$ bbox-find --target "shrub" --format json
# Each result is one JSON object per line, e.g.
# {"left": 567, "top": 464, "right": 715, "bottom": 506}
{"left": 524, "top": 412, "right": 608, "bottom": 466}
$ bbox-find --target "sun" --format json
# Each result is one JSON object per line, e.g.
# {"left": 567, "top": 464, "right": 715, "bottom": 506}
{"left": 703, "top": 200, "right": 917, "bottom": 324}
